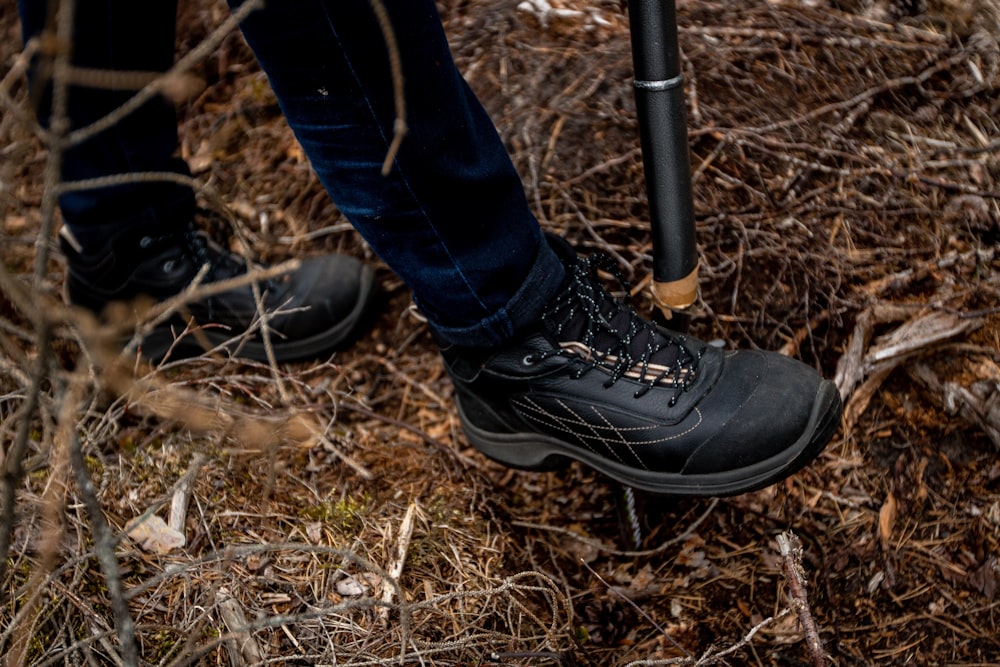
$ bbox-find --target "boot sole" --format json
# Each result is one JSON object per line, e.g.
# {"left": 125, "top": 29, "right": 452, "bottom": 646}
{"left": 139, "top": 265, "right": 379, "bottom": 363}
{"left": 455, "top": 380, "right": 843, "bottom": 497}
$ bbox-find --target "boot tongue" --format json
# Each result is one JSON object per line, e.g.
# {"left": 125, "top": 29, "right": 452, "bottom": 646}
{"left": 542, "top": 252, "right": 693, "bottom": 388}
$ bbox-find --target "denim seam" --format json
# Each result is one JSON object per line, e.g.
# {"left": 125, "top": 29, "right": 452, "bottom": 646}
{"left": 317, "top": 1, "right": 491, "bottom": 318}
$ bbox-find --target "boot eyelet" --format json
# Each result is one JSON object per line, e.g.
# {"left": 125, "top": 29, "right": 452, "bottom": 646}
{"left": 163, "top": 260, "right": 177, "bottom": 273}
{"left": 522, "top": 354, "right": 537, "bottom": 366}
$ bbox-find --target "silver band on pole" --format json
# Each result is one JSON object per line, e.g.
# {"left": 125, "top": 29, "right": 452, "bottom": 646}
{"left": 633, "top": 74, "right": 684, "bottom": 91}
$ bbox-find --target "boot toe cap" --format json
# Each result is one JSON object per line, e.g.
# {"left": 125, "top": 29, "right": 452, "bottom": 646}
{"left": 680, "top": 351, "right": 832, "bottom": 475}
{"left": 274, "top": 253, "right": 376, "bottom": 338}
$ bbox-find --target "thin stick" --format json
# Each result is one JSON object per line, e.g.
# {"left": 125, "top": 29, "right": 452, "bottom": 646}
{"left": 68, "top": 429, "right": 139, "bottom": 666}
{"left": 369, "top": 0, "right": 408, "bottom": 175}
{"left": 776, "top": 532, "right": 826, "bottom": 667}
{"left": 169, "top": 453, "right": 206, "bottom": 534}
{"left": 61, "top": 0, "right": 264, "bottom": 149}
{"left": 0, "top": 322, "right": 52, "bottom": 597}
{"left": 2, "top": 369, "right": 77, "bottom": 666}
{"left": 217, "top": 588, "right": 265, "bottom": 666}
{"left": 379, "top": 502, "right": 418, "bottom": 624}
{"left": 32, "top": 0, "right": 75, "bottom": 279}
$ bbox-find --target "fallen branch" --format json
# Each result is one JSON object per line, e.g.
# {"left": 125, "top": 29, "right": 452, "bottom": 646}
{"left": 379, "top": 502, "right": 418, "bottom": 624}
{"left": 909, "top": 360, "right": 1000, "bottom": 450}
{"left": 217, "top": 588, "right": 265, "bottom": 667}
{"left": 776, "top": 532, "right": 826, "bottom": 667}
{"left": 835, "top": 304, "right": 984, "bottom": 433}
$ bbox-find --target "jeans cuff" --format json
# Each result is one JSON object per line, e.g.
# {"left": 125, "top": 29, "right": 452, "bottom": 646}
{"left": 426, "top": 236, "right": 566, "bottom": 348}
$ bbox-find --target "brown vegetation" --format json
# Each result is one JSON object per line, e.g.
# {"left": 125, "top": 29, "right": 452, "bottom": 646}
{"left": 1, "top": 0, "right": 998, "bottom": 664}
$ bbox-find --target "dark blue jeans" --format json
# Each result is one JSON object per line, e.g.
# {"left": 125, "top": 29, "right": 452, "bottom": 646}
{"left": 19, "top": 0, "right": 565, "bottom": 347}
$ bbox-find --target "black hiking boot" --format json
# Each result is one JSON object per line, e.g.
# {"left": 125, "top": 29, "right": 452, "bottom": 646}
{"left": 441, "top": 237, "right": 842, "bottom": 497}
{"left": 61, "top": 222, "right": 379, "bottom": 363}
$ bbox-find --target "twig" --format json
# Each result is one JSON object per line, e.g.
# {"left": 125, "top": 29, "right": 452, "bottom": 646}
{"left": 52, "top": 169, "right": 201, "bottom": 196}
{"left": 68, "top": 429, "right": 139, "bottom": 666}
{"left": 776, "top": 532, "right": 826, "bottom": 667}
{"left": 0, "top": 37, "right": 41, "bottom": 135}
{"left": 563, "top": 148, "right": 641, "bottom": 185}
{"left": 778, "top": 309, "right": 830, "bottom": 358}
{"left": 379, "top": 502, "right": 418, "bottom": 624}
{"left": 217, "top": 588, "right": 265, "bottom": 667}
{"left": 0, "top": 321, "right": 52, "bottom": 596}
{"left": 2, "top": 367, "right": 77, "bottom": 666}
{"left": 60, "top": 0, "right": 264, "bottom": 150}
{"left": 695, "top": 610, "right": 792, "bottom": 666}
{"left": 624, "top": 609, "right": 794, "bottom": 667}
{"left": 31, "top": 0, "right": 74, "bottom": 280}
{"left": 169, "top": 452, "right": 206, "bottom": 534}
{"left": 369, "top": 0, "right": 408, "bottom": 174}
{"left": 733, "top": 51, "right": 969, "bottom": 136}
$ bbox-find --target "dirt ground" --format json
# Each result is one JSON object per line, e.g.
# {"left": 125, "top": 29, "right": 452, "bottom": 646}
{"left": 1, "top": 0, "right": 999, "bottom": 665}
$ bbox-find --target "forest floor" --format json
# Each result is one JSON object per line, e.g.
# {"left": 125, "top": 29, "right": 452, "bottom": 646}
{"left": 1, "top": 0, "right": 999, "bottom": 665}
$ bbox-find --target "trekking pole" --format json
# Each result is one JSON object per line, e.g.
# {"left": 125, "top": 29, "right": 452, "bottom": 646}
{"left": 628, "top": 0, "right": 698, "bottom": 330}
{"left": 612, "top": 0, "right": 699, "bottom": 548}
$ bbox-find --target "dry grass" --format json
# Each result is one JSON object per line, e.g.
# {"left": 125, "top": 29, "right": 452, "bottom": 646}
{"left": 2, "top": 0, "right": 1000, "bottom": 665}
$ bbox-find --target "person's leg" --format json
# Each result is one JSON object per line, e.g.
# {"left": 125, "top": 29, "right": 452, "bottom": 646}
{"left": 18, "top": 0, "right": 380, "bottom": 362}
{"left": 231, "top": 0, "right": 566, "bottom": 348}
{"left": 233, "top": 0, "right": 842, "bottom": 496}
{"left": 19, "top": 0, "right": 195, "bottom": 246}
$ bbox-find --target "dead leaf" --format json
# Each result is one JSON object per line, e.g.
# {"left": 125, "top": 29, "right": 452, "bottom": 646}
{"left": 336, "top": 576, "right": 366, "bottom": 597}
{"left": 4, "top": 216, "right": 28, "bottom": 234}
{"left": 159, "top": 71, "right": 205, "bottom": 104}
{"left": 336, "top": 572, "right": 381, "bottom": 598}
{"left": 285, "top": 141, "right": 306, "bottom": 163}
{"left": 969, "top": 557, "right": 998, "bottom": 597}
{"left": 878, "top": 493, "right": 897, "bottom": 546}
{"left": 126, "top": 514, "right": 186, "bottom": 555}
{"left": 306, "top": 521, "right": 323, "bottom": 543}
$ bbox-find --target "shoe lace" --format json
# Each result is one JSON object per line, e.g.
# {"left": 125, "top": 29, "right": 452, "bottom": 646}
{"left": 179, "top": 226, "right": 246, "bottom": 284}
{"left": 537, "top": 252, "right": 702, "bottom": 405}
{"left": 135, "top": 224, "right": 275, "bottom": 322}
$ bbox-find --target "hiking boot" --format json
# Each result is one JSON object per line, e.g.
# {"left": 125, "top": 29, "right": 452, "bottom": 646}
{"left": 441, "top": 237, "right": 842, "bottom": 497}
{"left": 61, "top": 222, "right": 379, "bottom": 363}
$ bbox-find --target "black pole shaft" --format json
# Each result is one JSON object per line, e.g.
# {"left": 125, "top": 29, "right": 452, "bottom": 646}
{"left": 613, "top": 0, "right": 697, "bottom": 543}
{"left": 626, "top": 0, "right": 697, "bottom": 289}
